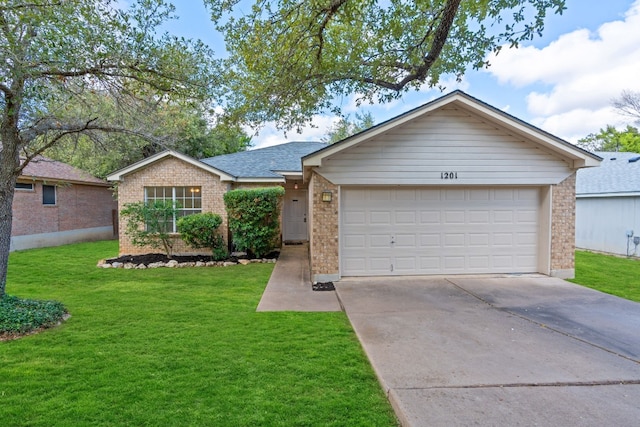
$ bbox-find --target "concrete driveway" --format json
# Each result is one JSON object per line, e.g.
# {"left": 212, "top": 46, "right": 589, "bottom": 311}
{"left": 335, "top": 276, "right": 640, "bottom": 426}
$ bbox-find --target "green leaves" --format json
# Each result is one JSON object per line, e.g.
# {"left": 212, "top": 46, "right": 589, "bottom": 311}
{"left": 577, "top": 125, "right": 640, "bottom": 153}
{"left": 0, "top": 294, "right": 67, "bottom": 335}
{"left": 206, "top": 0, "right": 566, "bottom": 129}
{"left": 177, "top": 213, "right": 227, "bottom": 260}
{"left": 224, "top": 187, "right": 285, "bottom": 258}
{"left": 121, "top": 200, "right": 180, "bottom": 257}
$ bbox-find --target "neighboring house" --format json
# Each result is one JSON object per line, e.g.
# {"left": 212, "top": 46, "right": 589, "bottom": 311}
{"left": 107, "top": 91, "right": 600, "bottom": 280}
{"left": 11, "top": 156, "right": 118, "bottom": 251}
{"left": 576, "top": 151, "right": 640, "bottom": 256}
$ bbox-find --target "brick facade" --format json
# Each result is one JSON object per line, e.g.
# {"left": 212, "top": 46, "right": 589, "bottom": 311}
{"left": 550, "top": 173, "right": 576, "bottom": 277}
{"left": 117, "top": 157, "right": 229, "bottom": 255}
{"left": 12, "top": 181, "right": 116, "bottom": 236}
{"left": 309, "top": 172, "right": 339, "bottom": 281}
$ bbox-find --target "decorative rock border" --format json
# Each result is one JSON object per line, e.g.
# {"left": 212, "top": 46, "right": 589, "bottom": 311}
{"left": 97, "top": 258, "right": 277, "bottom": 269}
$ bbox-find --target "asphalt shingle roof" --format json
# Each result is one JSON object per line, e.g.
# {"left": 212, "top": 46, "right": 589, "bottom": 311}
{"left": 20, "top": 156, "right": 107, "bottom": 185}
{"left": 576, "top": 151, "right": 640, "bottom": 195}
{"left": 200, "top": 141, "right": 327, "bottom": 179}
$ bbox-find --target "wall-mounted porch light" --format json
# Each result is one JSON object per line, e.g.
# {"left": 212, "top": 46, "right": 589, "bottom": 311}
{"left": 321, "top": 191, "right": 332, "bottom": 202}
{"left": 294, "top": 182, "right": 299, "bottom": 190}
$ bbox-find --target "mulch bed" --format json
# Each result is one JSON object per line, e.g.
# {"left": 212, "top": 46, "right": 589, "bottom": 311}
{"left": 105, "top": 251, "right": 280, "bottom": 267}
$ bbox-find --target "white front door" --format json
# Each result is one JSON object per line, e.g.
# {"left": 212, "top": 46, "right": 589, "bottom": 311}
{"left": 341, "top": 187, "right": 540, "bottom": 276}
{"left": 283, "top": 189, "right": 308, "bottom": 241}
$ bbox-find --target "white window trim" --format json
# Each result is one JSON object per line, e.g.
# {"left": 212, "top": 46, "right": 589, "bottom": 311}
{"left": 144, "top": 186, "right": 202, "bottom": 233}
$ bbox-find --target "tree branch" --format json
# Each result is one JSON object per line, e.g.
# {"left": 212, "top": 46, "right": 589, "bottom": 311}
{"left": 355, "top": 0, "right": 462, "bottom": 91}
{"left": 315, "top": 0, "right": 349, "bottom": 61}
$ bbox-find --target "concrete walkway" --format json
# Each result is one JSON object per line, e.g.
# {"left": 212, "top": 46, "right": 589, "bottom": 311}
{"left": 256, "top": 243, "right": 341, "bottom": 312}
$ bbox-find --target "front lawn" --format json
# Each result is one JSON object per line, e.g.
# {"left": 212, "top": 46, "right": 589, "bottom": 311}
{"left": 1, "top": 241, "right": 397, "bottom": 426}
{"left": 570, "top": 250, "right": 640, "bottom": 302}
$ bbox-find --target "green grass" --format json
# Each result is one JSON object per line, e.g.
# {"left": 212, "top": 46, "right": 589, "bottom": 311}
{"left": 1, "top": 241, "right": 397, "bottom": 426}
{"left": 570, "top": 250, "right": 640, "bottom": 302}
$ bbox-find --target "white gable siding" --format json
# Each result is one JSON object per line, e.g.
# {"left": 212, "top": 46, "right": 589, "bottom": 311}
{"left": 316, "top": 107, "right": 573, "bottom": 185}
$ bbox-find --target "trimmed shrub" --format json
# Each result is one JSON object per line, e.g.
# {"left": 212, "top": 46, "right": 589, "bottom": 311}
{"left": 224, "top": 187, "right": 285, "bottom": 258}
{"left": 1, "top": 295, "right": 67, "bottom": 335}
{"left": 121, "top": 200, "right": 179, "bottom": 257}
{"left": 177, "top": 213, "right": 228, "bottom": 261}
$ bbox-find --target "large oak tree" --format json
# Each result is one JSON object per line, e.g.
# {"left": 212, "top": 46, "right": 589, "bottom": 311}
{"left": 0, "top": 0, "right": 218, "bottom": 297}
{"left": 206, "top": 0, "right": 566, "bottom": 129}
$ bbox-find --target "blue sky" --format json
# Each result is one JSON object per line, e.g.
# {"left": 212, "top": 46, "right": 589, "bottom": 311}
{"left": 163, "top": 0, "right": 640, "bottom": 148}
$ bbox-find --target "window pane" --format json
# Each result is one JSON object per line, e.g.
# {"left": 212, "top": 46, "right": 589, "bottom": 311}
{"left": 15, "top": 182, "right": 34, "bottom": 190}
{"left": 43, "top": 185, "right": 56, "bottom": 205}
{"left": 142, "top": 186, "right": 201, "bottom": 233}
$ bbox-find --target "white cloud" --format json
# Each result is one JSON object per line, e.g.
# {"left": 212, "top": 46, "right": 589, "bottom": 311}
{"left": 248, "top": 115, "right": 339, "bottom": 149}
{"left": 484, "top": 0, "right": 640, "bottom": 140}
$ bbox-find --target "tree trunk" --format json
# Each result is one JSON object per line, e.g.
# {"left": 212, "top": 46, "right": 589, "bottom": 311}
{"left": 0, "top": 132, "right": 20, "bottom": 299}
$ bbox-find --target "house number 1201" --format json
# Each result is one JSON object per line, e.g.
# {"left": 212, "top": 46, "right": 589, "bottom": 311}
{"left": 441, "top": 172, "right": 458, "bottom": 179}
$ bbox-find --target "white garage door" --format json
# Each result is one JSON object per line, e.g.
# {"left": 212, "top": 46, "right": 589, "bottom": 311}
{"left": 341, "top": 187, "right": 540, "bottom": 276}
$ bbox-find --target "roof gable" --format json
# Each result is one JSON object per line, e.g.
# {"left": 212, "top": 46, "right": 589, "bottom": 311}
{"left": 303, "top": 91, "right": 601, "bottom": 172}
{"left": 107, "top": 150, "right": 235, "bottom": 182}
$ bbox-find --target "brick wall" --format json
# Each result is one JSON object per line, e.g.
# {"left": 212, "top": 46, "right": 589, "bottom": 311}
{"left": 116, "top": 157, "right": 228, "bottom": 255}
{"left": 309, "top": 172, "right": 339, "bottom": 280}
{"left": 550, "top": 173, "right": 576, "bottom": 275}
{"left": 12, "top": 181, "right": 116, "bottom": 236}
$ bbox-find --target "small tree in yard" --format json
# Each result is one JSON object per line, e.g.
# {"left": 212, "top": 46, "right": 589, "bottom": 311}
{"left": 121, "top": 201, "right": 179, "bottom": 258}
{"left": 224, "top": 187, "right": 285, "bottom": 258}
{"left": 177, "top": 213, "right": 227, "bottom": 261}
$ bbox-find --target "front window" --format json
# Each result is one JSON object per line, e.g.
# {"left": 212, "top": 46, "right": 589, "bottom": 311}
{"left": 144, "top": 186, "right": 202, "bottom": 232}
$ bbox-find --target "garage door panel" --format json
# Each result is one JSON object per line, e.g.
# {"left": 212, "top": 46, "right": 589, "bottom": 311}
{"left": 468, "top": 233, "right": 490, "bottom": 246}
{"left": 395, "top": 234, "right": 417, "bottom": 248}
{"left": 444, "top": 257, "right": 466, "bottom": 270}
{"left": 369, "top": 234, "right": 393, "bottom": 248}
{"left": 469, "top": 256, "right": 490, "bottom": 268}
{"left": 444, "top": 210, "right": 466, "bottom": 223}
{"left": 395, "top": 210, "right": 417, "bottom": 224}
{"left": 420, "top": 233, "right": 441, "bottom": 247}
{"left": 395, "top": 257, "right": 417, "bottom": 272}
{"left": 370, "top": 211, "right": 392, "bottom": 224}
{"left": 494, "top": 210, "right": 515, "bottom": 223}
{"left": 343, "top": 234, "right": 366, "bottom": 249}
{"left": 343, "top": 210, "right": 366, "bottom": 225}
{"left": 469, "top": 210, "right": 490, "bottom": 223}
{"left": 341, "top": 187, "right": 539, "bottom": 276}
{"left": 420, "top": 211, "right": 441, "bottom": 224}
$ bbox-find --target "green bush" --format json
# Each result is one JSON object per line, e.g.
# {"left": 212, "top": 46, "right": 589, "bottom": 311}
{"left": 0, "top": 295, "right": 67, "bottom": 335}
{"left": 224, "top": 187, "right": 285, "bottom": 258}
{"left": 121, "top": 200, "right": 179, "bottom": 257}
{"left": 177, "top": 213, "right": 228, "bottom": 260}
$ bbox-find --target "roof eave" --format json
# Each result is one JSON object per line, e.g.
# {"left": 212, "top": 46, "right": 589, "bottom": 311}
{"left": 235, "top": 177, "right": 286, "bottom": 183}
{"left": 18, "top": 175, "right": 112, "bottom": 187}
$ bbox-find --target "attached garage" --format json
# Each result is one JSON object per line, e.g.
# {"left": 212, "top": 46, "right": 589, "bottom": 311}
{"left": 303, "top": 91, "right": 601, "bottom": 282}
{"left": 341, "top": 187, "right": 540, "bottom": 276}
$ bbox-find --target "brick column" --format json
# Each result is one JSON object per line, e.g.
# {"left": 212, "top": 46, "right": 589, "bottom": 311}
{"left": 550, "top": 173, "right": 576, "bottom": 278}
{"left": 309, "top": 172, "right": 340, "bottom": 282}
